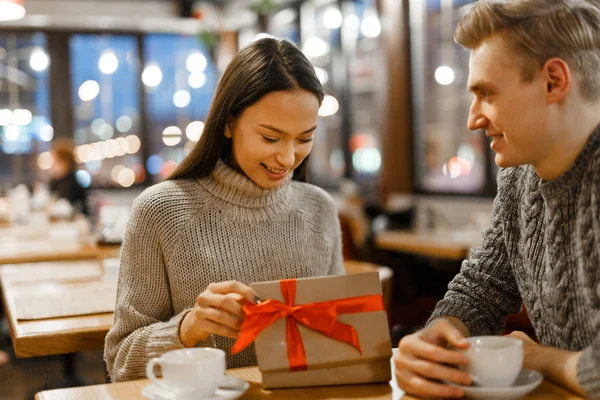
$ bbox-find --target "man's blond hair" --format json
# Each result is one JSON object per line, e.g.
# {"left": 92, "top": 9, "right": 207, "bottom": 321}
{"left": 455, "top": 0, "right": 600, "bottom": 102}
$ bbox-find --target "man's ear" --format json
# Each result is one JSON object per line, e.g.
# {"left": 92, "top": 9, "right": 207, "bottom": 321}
{"left": 542, "top": 57, "right": 571, "bottom": 104}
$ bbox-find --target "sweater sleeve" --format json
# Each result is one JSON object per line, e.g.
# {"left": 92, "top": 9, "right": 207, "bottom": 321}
{"left": 577, "top": 311, "right": 600, "bottom": 398}
{"left": 575, "top": 165, "right": 600, "bottom": 399}
{"left": 103, "top": 192, "right": 186, "bottom": 382}
{"left": 103, "top": 191, "right": 212, "bottom": 382}
{"left": 427, "top": 169, "right": 523, "bottom": 335}
{"left": 328, "top": 211, "right": 346, "bottom": 276}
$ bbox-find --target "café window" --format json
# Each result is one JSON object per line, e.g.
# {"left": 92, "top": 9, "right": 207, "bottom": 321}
{"left": 143, "top": 33, "right": 218, "bottom": 183}
{"left": 298, "top": 0, "right": 384, "bottom": 197}
{"left": 70, "top": 34, "right": 143, "bottom": 189}
{"left": 0, "top": 32, "right": 51, "bottom": 186}
{"left": 409, "top": 0, "right": 497, "bottom": 196}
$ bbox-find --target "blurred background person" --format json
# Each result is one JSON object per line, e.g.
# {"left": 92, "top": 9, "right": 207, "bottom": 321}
{"left": 48, "top": 138, "right": 88, "bottom": 216}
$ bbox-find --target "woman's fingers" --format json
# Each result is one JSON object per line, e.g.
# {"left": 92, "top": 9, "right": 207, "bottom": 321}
{"left": 195, "top": 318, "right": 239, "bottom": 339}
{"left": 188, "top": 280, "right": 263, "bottom": 341}
{"left": 207, "top": 281, "right": 259, "bottom": 304}
{"left": 198, "top": 292, "right": 244, "bottom": 317}
{"left": 227, "top": 292, "right": 245, "bottom": 304}
{"left": 198, "top": 307, "right": 243, "bottom": 331}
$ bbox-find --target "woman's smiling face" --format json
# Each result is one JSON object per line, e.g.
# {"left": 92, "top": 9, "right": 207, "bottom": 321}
{"left": 225, "top": 89, "right": 320, "bottom": 189}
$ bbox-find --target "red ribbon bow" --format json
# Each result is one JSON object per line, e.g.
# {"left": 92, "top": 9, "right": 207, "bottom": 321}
{"left": 231, "top": 279, "right": 384, "bottom": 371}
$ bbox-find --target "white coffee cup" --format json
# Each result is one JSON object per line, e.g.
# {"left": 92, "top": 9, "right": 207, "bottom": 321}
{"left": 146, "top": 348, "right": 225, "bottom": 397}
{"left": 461, "top": 336, "right": 523, "bottom": 387}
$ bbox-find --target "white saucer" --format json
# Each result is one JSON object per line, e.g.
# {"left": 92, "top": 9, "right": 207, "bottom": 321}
{"left": 141, "top": 376, "right": 250, "bottom": 400}
{"left": 448, "top": 368, "right": 543, "bottom": 400}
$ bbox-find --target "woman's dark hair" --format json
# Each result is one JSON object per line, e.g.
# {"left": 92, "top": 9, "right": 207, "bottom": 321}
{"left": 169, "top": 38, "right": 324, "bottom": 182}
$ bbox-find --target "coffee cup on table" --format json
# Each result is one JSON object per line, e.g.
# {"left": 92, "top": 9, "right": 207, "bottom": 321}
{"left": 460, "top": 336, "right": 524, "bottom": 387}
{"left": 146, "top": 348, "right": 225, "bottom": 397}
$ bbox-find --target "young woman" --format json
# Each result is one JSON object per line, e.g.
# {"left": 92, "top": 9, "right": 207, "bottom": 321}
{"left": 104, "top": 38, "right": 345, "bottom": 382}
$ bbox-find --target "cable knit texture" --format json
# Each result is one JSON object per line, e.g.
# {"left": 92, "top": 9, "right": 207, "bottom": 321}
{"left": 104, "top": 161, "right": 345, "bottom": 382}
{"left": 428, "top": 126, "right": 600, "bottom": 398}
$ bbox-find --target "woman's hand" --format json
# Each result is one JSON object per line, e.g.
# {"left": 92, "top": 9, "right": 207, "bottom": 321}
{"left": 179, "top": 281, "right": 260, "bottom": 347}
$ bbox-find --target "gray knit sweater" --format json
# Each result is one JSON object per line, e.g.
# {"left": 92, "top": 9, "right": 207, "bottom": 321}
{"left": 104, "top": 161, "right": 345, "bottom": 382}
{"left": 429, "top": 126, "right": 600, "bottom": 398}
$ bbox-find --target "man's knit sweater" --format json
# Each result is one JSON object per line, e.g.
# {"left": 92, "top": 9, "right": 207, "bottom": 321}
{"left": 104, "top": 161, "right": 345, "bottom": 382}
{"left": 429, "top": 126, "right": 600, "bottom": 398}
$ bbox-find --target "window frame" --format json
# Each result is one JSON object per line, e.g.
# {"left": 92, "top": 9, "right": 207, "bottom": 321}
{"left": 0, "top": 27, "right": 160, "bottom": 189}
{"left": 408, "top": 0, "right": 497, "bottom": 198}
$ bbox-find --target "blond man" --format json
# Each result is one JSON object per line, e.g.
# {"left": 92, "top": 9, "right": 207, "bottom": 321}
{"left": 394, "top": 0, "right": 600, "bottom": 398}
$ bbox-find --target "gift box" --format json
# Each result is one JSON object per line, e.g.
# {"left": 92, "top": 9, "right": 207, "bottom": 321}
{"left": 232, "top": 272, "right": 392, "bottom": 388}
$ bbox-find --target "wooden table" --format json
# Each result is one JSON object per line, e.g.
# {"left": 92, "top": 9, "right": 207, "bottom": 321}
{"left": 0, "top": 261, "right": 114, "bottom": 358}
{"left": 35, "top": 366, "right": 584, "bottom": 400}
{"left": 0, "top": 260, "right": 376, "bottom": 358}
{"left": 375, "top": 229, "right": 482, "bottom": 261}
{"left": 0, "top": 239, "right": 120, "bottom": 265}
{"left": 0, "top": 220, "right": 121, "bottom": 264}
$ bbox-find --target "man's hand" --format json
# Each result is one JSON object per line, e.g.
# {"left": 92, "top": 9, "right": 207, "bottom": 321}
{"left": 394, "top": 318, "right": 472, "bottom": 398}
{"left": 506, "top": 330, "right": 540, "bottom": 368}
{"left": 507, "top": 331, "right": 585, "bottom": 397}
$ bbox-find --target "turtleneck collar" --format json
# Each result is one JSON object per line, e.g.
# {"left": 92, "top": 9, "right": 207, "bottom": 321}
{"left": 539, "top": 123, "right": 600, "bottom": 200}
{"left": 197, "top": 160, "right": 293, "bottom": 222}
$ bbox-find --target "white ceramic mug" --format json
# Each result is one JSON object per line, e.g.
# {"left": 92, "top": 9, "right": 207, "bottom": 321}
{"left": 146, "top": 348, "right": 225, "bottom": 397}
{"left": 461, "top": 336, "right": 523, "bottom": 387}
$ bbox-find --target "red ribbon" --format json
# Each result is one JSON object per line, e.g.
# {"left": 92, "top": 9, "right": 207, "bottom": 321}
{"left": 231, "top": 279, "right": 384, "bottom": 371}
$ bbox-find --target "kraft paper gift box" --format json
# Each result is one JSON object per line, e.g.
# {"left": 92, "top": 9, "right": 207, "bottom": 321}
{"left": 232, "top": 272, "right": 393, "bottom": 389}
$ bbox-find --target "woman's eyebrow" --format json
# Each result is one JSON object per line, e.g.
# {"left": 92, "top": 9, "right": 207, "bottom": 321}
{"left": 258, "top": 124, "right": 317, "bottom": 135}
